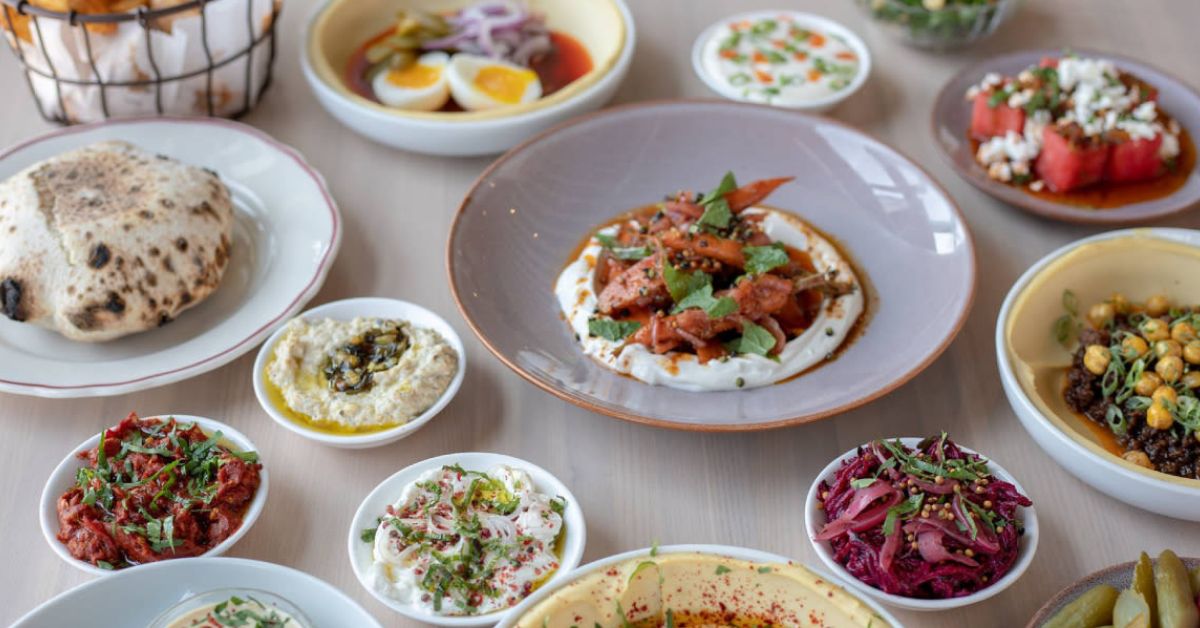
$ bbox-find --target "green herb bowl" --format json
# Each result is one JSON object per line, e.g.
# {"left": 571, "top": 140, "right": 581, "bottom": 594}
{"left": 38, "top": 415, "right": 269, "bottom": 577}
{"left": 855, "top": 0, "right": 1018, "bottom": 50}
{"left": 803, "top": 437, "right": 1038, "bottom": 611}
{"left": 149, "top": 588, "right": 311, "bottom": 628}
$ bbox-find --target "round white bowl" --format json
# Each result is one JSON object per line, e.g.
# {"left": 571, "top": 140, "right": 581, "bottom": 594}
{"left": 997, "top": 228, "right": 1200, "bottom": 520}
{"left": 300, "top": 0, "right": 636, "bottom": 157}
{"left": 495, "top": 544, "right": 904, "bottom": 627}
{"left": 691, "top": 11, "right": 871, "bottom": 113}
{"left": 347, "top": 452, "right": 586, "bottom": 627}
{"left": 252, "top": 297, "right": 466, "bottom": 449}
{"left": 804, "top": 437, "right": 1038, "bottom": 611}
{"left": 39, "top": 415, "right": 269, "bottom": 577}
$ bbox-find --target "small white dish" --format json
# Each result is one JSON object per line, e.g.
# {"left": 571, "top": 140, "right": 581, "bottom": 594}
{"left": 691, "top": 11, "right": 871, "bottom": 113}
{"left": 347, "top": 452, "right": 586, "bottom": 627}
{"left": 252, "top": 297, "right": 466, "bottom": 449}
{"left": 804, "top": 437, "right": 1039, "bottom": 611}
{"left": 997, "top": 228, "right": 1200, "bottom": 520}
{"left": 302, "top": 0, "right": 636, "bottom": 156}
{"left": 12, "top": 557, "right": 380, "bottom": 626}
{"left": 39, "top": 414, "right": 269, "bottom": 577}
{"left": 0, "top": 117, "right": 341, "bottom": 398}
{"left": 149, "top": 588, "right": 312, "bottom": 628}
{"left": 495, "top": 544, "right": 904, "bottom": 628}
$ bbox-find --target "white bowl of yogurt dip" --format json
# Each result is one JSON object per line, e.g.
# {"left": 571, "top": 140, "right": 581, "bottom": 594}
{"left": 252, "top": 297, "right": 466, "bottom": 449}
{"left": 347, "top": 452, "right": 586, "bottom": 627}
{"left": 692, "top": 11, "right": 871, "bottom": 112}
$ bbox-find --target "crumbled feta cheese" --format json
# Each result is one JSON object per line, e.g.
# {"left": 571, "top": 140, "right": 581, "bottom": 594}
{"left": 988, "top": 162, "right": 1013, "bottom": 182}
{"left": 1030, "top": 180, "right": 1045, "bottom": 192}
{"left": 1161, "top": 132, "right": 1181, "bottom": 160}
{"left": 1133, "top": 101, "right": 1157, "bottom": 122}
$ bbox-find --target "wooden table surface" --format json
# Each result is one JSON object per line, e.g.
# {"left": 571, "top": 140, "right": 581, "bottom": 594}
{"left": 3, "top": 0, "right": 1200, "bottom": 625}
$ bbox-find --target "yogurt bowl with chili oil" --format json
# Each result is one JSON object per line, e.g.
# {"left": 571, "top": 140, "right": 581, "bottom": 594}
{"left": 347, "top": 452, "right": 586, "bottom": 626}
{"left": 252, "top": 297, "right": 466, "bottom": 449}
{"left": 303, "top": 0, "right": 635, "bottom": 156}
{"left": 39, "top": 413, "right": 268, "bottom": 576}
{"left": 692, "top": 11, "right": 871, "bottom": 112}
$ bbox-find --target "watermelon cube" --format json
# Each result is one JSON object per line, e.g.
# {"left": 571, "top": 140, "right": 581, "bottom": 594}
{"left": 1035, "top": 126, "right": 1109, "bottom": 192}
{"left": 1107, "top": 134, "right": 1165, "bottom": 183}
{"left": 970, "top": 92, "right": 1026, "bottom": 141}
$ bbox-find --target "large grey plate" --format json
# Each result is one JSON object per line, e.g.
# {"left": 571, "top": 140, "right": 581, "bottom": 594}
{"left": 932, "top": 49, "right": 1200, "bottom": 224}
{"left": 448, "top": 100, "right": 975, "bottom": 431}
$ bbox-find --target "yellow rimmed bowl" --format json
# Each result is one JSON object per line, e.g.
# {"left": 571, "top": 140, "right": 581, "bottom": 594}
{"left": 302, "top": 0, "right": 635, "bottom": 156}
{"left": 997, "top": 228, "right": 1200, "bottom": 520}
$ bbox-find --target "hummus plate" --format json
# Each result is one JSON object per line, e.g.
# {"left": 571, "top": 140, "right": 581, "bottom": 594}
{"left": 497, "top": 545, "right": 902, "bottom": 628}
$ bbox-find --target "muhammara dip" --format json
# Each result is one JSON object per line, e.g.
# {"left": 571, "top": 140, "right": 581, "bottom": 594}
{"left": 267, "top": 317, "right": 458, "bottom": 429}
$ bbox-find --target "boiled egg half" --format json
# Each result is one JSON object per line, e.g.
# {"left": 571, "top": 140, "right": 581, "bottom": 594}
{"left": 447, "top": 54, "right": 543, "bottom": 111}
{"left": 372, "top": 51, "right": 450, "bottom": 111}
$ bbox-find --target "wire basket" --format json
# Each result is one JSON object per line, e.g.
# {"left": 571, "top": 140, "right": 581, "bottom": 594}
{"left": 0, "top": 0, "right": 280, "bottom": 124}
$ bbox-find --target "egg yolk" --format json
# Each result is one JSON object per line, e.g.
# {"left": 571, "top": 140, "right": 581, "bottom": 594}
{"left": 473, "top": 66, "right": 537, "bottom": 104}
{"left": 386, "top": 63, "right": 442, "bottom": 89}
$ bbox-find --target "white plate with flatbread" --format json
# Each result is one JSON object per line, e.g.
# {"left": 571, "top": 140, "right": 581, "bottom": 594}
{"left": 0, "top": 118, "right": 340, "bottom": 397}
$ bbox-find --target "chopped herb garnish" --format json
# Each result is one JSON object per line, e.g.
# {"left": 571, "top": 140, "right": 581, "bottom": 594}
{"left": 724, "top": 320, "right": 777, "bottom": 357}
{"left": 588, "top": 317, "right": 642, "bottom": 342}
{"left": 743, "top": 243, "right": 790, "bottom": 275}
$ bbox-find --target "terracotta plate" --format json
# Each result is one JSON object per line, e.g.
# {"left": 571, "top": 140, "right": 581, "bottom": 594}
{"left": 932, "top": 49, "right": 1200, "bottom": 224}
{"left": 1027, "top": 557, "right": 1200, "bottom": 627}
{"left": 448, "top": 100, "right": 975, "bottom": 431}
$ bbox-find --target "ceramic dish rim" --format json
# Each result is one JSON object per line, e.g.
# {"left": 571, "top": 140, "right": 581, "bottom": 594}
{"left": 690, "top": 10, "right": 872, "bottom": 111}
{"left": 494, "top": 543, "right": 905, "bottom": 628}
{"left": 930, "top": 47, "right": 1200, "bottom": 225}
{"left": 345, "top": 451, "right": 587, "bottom": 627}
{"left": 445, "top": 97, "right": 977, "bottom": 432}
{"left": 251, "top": 297, "right": 467, "bottom": 448}
{"left": 0, "top": 116, "right": 341, "bottom": 398}
{"left": 803, "top": 436, "right": 1039, "bottom": 611}
{"left": 302, "top": 0, "right": 635, "bottom": 127}
{"left": 995, "top": 227, "right": 1200, "bottom": 491}
{"left": 38, "top": 414, "right": 270, "bottom": 577}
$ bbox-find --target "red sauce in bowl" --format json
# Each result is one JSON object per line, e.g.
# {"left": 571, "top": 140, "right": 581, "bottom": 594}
{"left": 344, "top": 28, "right": 594, "bottom": 111}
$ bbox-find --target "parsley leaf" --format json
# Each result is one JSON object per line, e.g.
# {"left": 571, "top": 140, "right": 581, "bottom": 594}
{"left": 662, "top": 263, "right": 711, "bottom": 304}
{"left": 694, "top": 172, "right": 739, "bottom": 232}
{"left": 594, "top": 233, "right": 651, "bottom": 261}
{"left": 715, "top": 565, "right": 732, "bottom": 575}
{"left": 724, "top": 320, "right": 777, "bottom": 357}
{"left": 672, "top": 284, "right": 737, "bottom": 317}
{"left": 850, "top": 478, "right": 877, "bottom": 489}
{"left": 882, "top": 493, "right": 924, "bottom": 536}
{"left": 588, "top": 317, "right": 642, "bottom": 342}
{"left": 743, "top": 243, "right": 790, "bottom": 275}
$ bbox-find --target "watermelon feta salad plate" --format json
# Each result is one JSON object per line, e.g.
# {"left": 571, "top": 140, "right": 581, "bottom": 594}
{"left": 932, "top": 49, "right": 1200, "bottom": 224}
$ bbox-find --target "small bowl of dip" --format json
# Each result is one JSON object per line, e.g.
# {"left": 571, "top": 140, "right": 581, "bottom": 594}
{"left": 347, "top": 452, "right": 587, "bottom": 626}
{"left": 692, "top": 11, "right": 871, "bottom": 112}
{"left": 149, "top": 588, "right": 312, "bottom": 628}
{"left": 252, "top": 297, "right": 466, "bottom": 449}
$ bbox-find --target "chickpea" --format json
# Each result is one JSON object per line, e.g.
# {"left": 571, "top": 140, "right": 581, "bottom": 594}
{"left": 1141, "top": 319, "right": 1170, "bottom": 342}
{"left": 1184, "top": 340, "right": 1200, "bottom": 365}
{"left": 1111, "top": 293, "right": 1133, "bottom": 315}
{"left": 1155, "top": 339, "right": 1183, "bottom": 359}
{"left": 1134, "top": 372, "right": 1164, "bottom": 397}
{"left": 1152, "top": 385, "right": 1179, "bottom": 406}
{"left": 1156, "top": 355, "right": 1184, "bottom": 383}
{"left": 1147, "top": 403, "right": 1175, "bottom": 430}
{"left": 1122, "top": 335, "right": 1150, "bottom": 359}
{"left": 1122, "top": 450, "right": 1154, "bottom": 469}
{"left": 1088, "top": 302, "right": 1116, "bottom": 328}
{"left": 1146, "top": 295, "right": 1171, "bottom": 317}
{"left": 1172, "top": 322, "right": 1197, "bottom": 344}
{"left": 1083, "top": 344, "right": 1112, "bottom": 375}
{"left": 1183, "top": 371, "right": 1200, "bottom": 390}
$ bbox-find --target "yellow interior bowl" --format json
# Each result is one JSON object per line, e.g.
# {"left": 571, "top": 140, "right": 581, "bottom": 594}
{"left": 1004, "top": 230, "right": 1200, "bottom": 488}
{"left": 307, "top": 0, "right": 627, "bottom": 122}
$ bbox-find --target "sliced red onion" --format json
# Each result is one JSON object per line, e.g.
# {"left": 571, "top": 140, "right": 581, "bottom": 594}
{"left": 917, "top": 529, "right": 979, "bottom": 567}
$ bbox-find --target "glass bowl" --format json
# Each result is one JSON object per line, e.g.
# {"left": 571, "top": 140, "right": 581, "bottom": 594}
{"left": 855, "top": 0, "right": 1017, "bottom": 50}
{"left": 149, "top": 589, "right": 311, "bottom": 628}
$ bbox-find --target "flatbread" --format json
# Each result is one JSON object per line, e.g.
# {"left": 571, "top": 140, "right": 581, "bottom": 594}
{"left": 0, "top": 140, "right": 233, "bottom": 342}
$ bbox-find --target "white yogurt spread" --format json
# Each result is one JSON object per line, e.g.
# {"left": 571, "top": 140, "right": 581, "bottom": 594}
{"left": 700, "top": 12, "right": 862, "bottom": 107}
{"left": 555, "top": 208, "right": 864, "bottom": 392}
{"left": 367, "top": 465, "right": 564, "bottom": 616}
